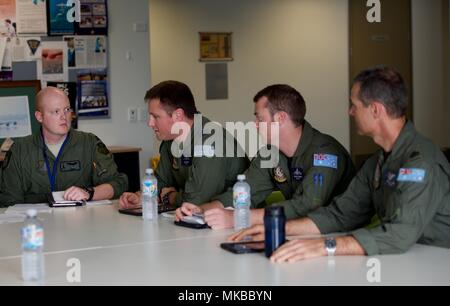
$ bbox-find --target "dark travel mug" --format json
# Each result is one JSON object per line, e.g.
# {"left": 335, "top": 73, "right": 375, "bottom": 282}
{"left": 264, "top": 206, "right": 286, "bottom": 257}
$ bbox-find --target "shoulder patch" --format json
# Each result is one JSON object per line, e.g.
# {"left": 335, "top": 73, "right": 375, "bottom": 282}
{"left": 397, "top": 168, "right": 426, "bottom": 183}
{"left": 273, "top": 166, "right": 287, "bottom": 183}
{"left": 313, "top": 154, "right": 338, "bottom": 169}
{"left": 96, "top": 141, "right": 110, "bottom": 155}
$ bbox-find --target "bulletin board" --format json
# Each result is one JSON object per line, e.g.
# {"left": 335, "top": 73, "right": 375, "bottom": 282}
{"left": 0, "top": 0, "right": 109, "bottom": 121}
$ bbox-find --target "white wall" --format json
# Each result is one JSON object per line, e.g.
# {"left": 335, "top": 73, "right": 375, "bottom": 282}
{"left": 150, "top": 0, "right": 350, "bottom": 150}
{"left": 412, "top": 0, "right": 449, "bottom": 147}
{"left": 78, "top": 0, "right": 154, "bottom": 175}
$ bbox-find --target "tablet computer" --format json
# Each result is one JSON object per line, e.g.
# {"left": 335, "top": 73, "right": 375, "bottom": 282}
{"left": 118, "top": 207, "right": 143, "bottom": 216}
{"left": 220, "top": 241, "right": 265, "bottom": 254}
{"left": 119, "top": 205, "right": 177, "bottom": 216}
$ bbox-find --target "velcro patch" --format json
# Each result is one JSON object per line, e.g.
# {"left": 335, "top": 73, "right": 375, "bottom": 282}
{"left": 96, "top": 141, "right": 110, "bottom": 155}
{"left": 397, "top": 168, "right": 426, "bottom": 183}
{"left": 60, "top": 160, "right": 81, "bottom": 172}
{"left": 313, "top": 154, "right": 338, "bottom": 169}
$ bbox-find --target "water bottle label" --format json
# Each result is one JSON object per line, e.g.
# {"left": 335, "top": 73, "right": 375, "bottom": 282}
{"left": 143, "top": 181, "right": 157, "bottom": 197}
{"left": 233, "top": 191, "right": 249, "bottom": 207}
{"left": 21, "top": 226, "right": 44, "bottom": 250}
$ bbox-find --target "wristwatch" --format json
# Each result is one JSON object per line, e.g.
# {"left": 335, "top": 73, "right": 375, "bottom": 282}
{"left": 324, "top": 237, "right": 337, "bottom": 256}
{"left": 84, "top": 186, "right": 95, "bottom": 201}
{"left": 162, "top": 191, "right": 175, "bottom": 207}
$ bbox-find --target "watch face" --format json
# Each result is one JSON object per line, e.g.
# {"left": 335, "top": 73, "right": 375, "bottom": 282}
{"left": 325, "top": 238, "right": 336, "bottom": 249}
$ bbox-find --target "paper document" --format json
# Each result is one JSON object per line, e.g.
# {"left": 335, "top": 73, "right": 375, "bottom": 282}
{"left": 52, "top": 191, "right": 111, "bottom": 206}
{"left": 0, "top": 213, "right": 26, "bottom": 224}
{"left": 5, "top": 203, "right": 52, "bottom": 215}
{"left": 51, "top": 191, "right": 81, "bottom": 204}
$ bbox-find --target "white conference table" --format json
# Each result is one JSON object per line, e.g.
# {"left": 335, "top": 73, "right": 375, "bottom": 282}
{"left": 0, "top": 203, "right": 449, "bottom": 286}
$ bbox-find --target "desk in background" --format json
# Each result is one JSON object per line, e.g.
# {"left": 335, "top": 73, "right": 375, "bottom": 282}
{"left": 107, "top": 146, "right": 142, "bottom": 193}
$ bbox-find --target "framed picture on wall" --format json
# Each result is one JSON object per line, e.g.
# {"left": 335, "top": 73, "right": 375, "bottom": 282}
{"left": 0, "top": 80, "right": 41, "bottom": 144}
{"left": 199, "top": 32, "right": 233, "bottom": 61}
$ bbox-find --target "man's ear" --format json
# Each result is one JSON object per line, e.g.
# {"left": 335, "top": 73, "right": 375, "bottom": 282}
{"left": 35, "top": 110, "right": 43, "bottom": 124}
{"left": 274, "top": 111, "right": 288, "bottom": 125}
{"left": 172, "top": 108, "right": 184, "bottom": 121}
{"left": 371, "top": 101, "right": 385, "bottom": 119}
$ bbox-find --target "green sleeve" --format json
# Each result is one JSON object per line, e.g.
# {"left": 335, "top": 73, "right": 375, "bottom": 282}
{"left": 154, "top": 142, "right": 177, "bottom": 194}
{"left": 0, "top": 145, "right": 25, "bottom": 205}
{"left": 177, "top": 156, "right": 228, "bottom": 206}
{"left": 308, "top": 161, "right": 375, "bottom": 234}
{"left": 212, "top": 155, "right": 274, "bottom": 208}
{"left": 92, "top": 139, "right": 128, "bottom": 199}
{"left": 351, "top": 161, "right": 446, "bottom": 256}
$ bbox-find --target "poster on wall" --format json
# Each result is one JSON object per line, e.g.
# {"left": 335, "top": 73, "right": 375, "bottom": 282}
{"left": 63, "top": 35, "right": 107, "bottom": 69}
{"left": 0, "top": 96, "right": 32, "bottom": 139}
{"left": 1, "top": 38, "right": 13, "bottom": 72}
{"left": 75, "top": 0, "right": 108, "bottom": 36}
{"left": 47, "top": 0, "right": 75, "bottom": 35}
{"left": 16, "top": 0, "right": 48, "bottom": 35}
{"left": 37, "top": 41, "right": 68, "bottom": 82}
{"left": 0, "top": 0, "right": 16, "bottom": 38}
{"left": 11, "top": 37, "right": 42, "bottom": 62}
{"left": 77, "top": 68, "right": 109, "bottom": 118}
{"left": 46, "top": 81, "right": 78, "bottom": 129}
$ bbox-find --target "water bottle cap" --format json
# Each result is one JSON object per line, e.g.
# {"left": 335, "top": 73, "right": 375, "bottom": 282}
{"left": 237, "top": 174, "right": 246, "bottom": 181}
{"left": 145, "top": 168, "right": 154, "bottom": 175}
{"left": 26, "top": 209, "right": 37, "bottom": 218}
{"left": 264, "top": 206, "right": 285, "bottom": 217}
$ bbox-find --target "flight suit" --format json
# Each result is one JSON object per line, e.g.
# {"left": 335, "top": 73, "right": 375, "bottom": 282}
{"left": 213, "top": 121, "right": 356, "bottom": 219}
{"left": 0, "top": 129, "right": 128, "bottom": 206}
{"left": 156, "top": 115, "right": 249, "bottom": 206}
{"left": 308, "top": 121, "right": 450, "bottom": 255}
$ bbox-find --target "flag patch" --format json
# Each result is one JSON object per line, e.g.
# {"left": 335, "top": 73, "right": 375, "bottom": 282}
{"left": 313, "top": 154, "right": 338, "bottom": 169}
{"left": 397, "top": 168, "right": 426, "bottom": 183}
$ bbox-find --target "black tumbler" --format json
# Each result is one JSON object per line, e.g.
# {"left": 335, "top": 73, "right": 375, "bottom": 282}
{"left": 264, "top": 206, "right": 286, "bottom": 257}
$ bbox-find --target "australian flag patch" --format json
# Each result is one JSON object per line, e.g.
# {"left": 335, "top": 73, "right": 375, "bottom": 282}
{"left": 313, "top": 154, "right": 338, "bottom": 169}
{"left": 397, "top": 168, "right": 426, "bottom": 183}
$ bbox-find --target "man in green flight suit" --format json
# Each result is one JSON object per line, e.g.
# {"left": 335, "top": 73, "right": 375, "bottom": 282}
{"left": 230, "top": 67, "right": 450, "bottom": 261}
{"left": 0, "top": 87, "right": 128, "bottom": 206}
{"left": 175, "top": 84, "right": 355, "bottom": 229}
{"left": 119, "top": 80, "right": 249, "bottom": 209}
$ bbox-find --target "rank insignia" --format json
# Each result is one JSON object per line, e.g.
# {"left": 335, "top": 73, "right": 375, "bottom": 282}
{"left": 181, "top": 155, "right": 193, "bottom": 167}
{"left": 384, "top": 171, "right": 397, "bottom": 187}
{"left": 291, "top": 167, "right": 304, "bottom": 182}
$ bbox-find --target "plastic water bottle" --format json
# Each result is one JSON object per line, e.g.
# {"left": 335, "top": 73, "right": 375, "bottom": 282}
{"left": 21, "top": 209, "right": 45, "bottom": 282}
{"left": 141, "top": 168, "right": 158, "bottom": 221}
{"left": 233, "top": 174, "right": 251, "bottom": 231}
